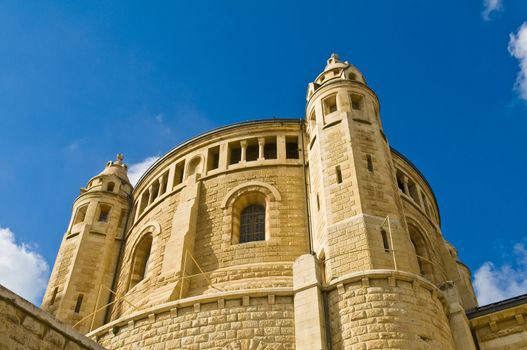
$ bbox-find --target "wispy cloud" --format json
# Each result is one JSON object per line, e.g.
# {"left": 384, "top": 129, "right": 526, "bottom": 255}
{"left": 127, "top": 156, "right": 160, "bottom": 186}
{"left": 473, "top": 241, "right": 527, "bottom": 305}
{"left": 508, "top": 22, "right": 527, "bottom": 102}
{"left": 0, "top": 227, "right": 49, "bottom": 305}
{"left": 482, "top": 0, "right": 503, "bottom": 21}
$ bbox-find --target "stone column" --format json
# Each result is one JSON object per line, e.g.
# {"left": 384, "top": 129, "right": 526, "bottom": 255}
{"left": 440, "top": 281, "right": 477, "bottom": 350}
{"left": 258, "top": 137, "right": 265, "bottom": 160}
{"left": 293, "top": 254, "right": 327, "bottom": 350}
{"left": 240, "top": 140, "right": 247, "bottom": 162}
{"left": 157, "top": 176, "right": 164, "bottom": 197}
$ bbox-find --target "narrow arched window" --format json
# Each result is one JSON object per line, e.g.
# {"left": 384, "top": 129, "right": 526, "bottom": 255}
{"left": 408, "top": 225, "right": 434, "bottom": 281}
{"left": 239, "top": 204, "right": 265, "bottom": 243}
{"left": 129, "top": 234, "right": 153, "bottom": 289}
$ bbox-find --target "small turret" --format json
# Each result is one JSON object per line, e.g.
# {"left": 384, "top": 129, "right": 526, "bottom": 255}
{"left": 42, "top": 155, "right": 132, "bottom": 333}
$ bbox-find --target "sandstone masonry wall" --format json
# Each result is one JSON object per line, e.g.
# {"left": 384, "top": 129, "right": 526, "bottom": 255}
{"left": 95, "top": 295, "right": 294, "bottom": 350}
{"left": 328, "top": 274, "right": 455, "bottom": 349}
{"left": 0, "top": 284, "right": 105, "bottom": 350}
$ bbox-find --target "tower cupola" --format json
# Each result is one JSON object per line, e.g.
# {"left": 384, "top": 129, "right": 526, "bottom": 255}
{"left": 307, "top": 53, "right": 366, "bottom": 100}
{"left": 83, "top": 154, "right": 132, "bottom": 196}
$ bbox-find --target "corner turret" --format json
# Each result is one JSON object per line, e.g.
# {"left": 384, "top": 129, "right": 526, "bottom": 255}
{"left": 41, "top": 155, "right": 132, "bottom": 333}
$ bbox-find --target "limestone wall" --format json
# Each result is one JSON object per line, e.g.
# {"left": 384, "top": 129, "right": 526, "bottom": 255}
{"left": 92, "top": 294, "right": 294, "bottom": 350}
{"left": 0, "top": 284, "right": 105, "bottom": 350}
{"left": 327, "top": 272, "right": 455, "bottom": 349}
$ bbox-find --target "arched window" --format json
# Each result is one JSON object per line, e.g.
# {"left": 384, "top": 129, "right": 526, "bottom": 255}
{"left": 187, "top": 157, "right": 202, "bottom": 178}
{"left": 129, "top": 234, "right": 152, "bottom": 289}
{"left": 73, "top": 204, "right": 88, "bottom": 225}
{"left": 408, "top": 225, "right": 434, "bottom": 281}
{"left": 239, "top": 204, "right": 265, "bottom": 243}
{"left": 231, "top": 191, "right": 267, "bottom": 244}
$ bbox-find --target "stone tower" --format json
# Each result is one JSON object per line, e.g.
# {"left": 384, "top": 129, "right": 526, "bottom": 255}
{"left": 300, "top": 54, "right": 477, "bottom": 349}
{"left": 41, "top": 155, "right": 132, "bottom": 333}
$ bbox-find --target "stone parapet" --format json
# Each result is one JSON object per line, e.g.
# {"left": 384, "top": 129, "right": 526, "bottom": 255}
{"left": 0, "top": 284, "right": 105, "bottom": 350}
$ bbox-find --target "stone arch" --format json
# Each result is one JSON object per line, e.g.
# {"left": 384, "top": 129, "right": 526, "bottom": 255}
{"left": 127, "top": 221, "right": 161, "bottom": 262}
{"left": 221, "top": 181, "right": 281, "bottom": 209}
{"left": 128, "top": 234, "right": 152, "bottom": 289}
{"left": 186, "top": 155, "right": 204, "bottom": 178}
{"left": 406, "top": 219, "right": 436, "bottom": 283}
{"left": 221, "top": 181, "right": 281, "bottom": 245}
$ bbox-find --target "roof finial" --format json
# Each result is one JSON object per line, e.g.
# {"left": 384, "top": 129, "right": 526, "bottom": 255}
{"left": 116, "top": 153, "right": 124, "bottom": 164}
{"left": 331, "top": 53, "right": 340, "bottom": 60}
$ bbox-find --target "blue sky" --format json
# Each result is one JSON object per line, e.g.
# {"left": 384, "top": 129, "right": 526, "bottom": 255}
{"left": 0, "top": 0, "right": 526, "bottom": 305}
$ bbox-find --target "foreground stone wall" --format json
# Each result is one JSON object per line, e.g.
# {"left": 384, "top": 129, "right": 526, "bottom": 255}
{"left": 93, "top": 294, "right": 294, "bottom": 350}
{"left": 0, "top": 284, "right": 105, "bottom": 350}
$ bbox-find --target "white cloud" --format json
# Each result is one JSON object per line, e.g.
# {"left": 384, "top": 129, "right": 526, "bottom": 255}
{"left": 473, "top": 242, "right": 527, "bottom": 305}
{"left": 0, "top": 227, "right": 49, "bottom": 305}
{"left": 482, "top": 0, "right": 503, "bottom": 21}
{"left": 127, "top": 156, "right": 160, "bottom": 186}
{"left": 508, "top": 22, "right": 527, "bottom": 102}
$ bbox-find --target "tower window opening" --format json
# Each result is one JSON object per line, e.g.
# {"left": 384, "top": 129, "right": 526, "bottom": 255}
{"left": 150, "top": 181, "right": 160, "bottom": 203}
{"left": 130, "top": 234, "right": 153, "bottom": 289}
{"left": 98, "top": 204, "right": 111, "bottom": 222}
{"left": 336, "top": 166, "right": 343, "bottom": 184}
{"left": 408, "top": 180, "right": 420, "bottom": 204}
{"left": 367, "top": 155, "right": 374, "bottom": 172}
{"left": 239, "top": 204, "right": 266, "bottom": 243}
{"left": 349, "top": 72, "right": 357, "bottom": 81}
{"left": 381, "top": 229, "right": 390, "bottom": 252}
{"left": 74, "top": 294, "right": 83, "bottom": 313}
{"left": 228, "top": 142, "right": 242, "bottom": 165}
{"left": 396, "top": 170, "right": 406, "bottom": 193}
{"left": 139, "top": 190, "right": 149, "bottom": 214}
{"left": 264, "top": 137, "right": 277, "bottom": 159}
{"left": 187, "top": 157, "right": 202, "bottom": 178}
{"left": 73, "top": 205, "right": 88, "bottom": 225}
{"left": 174, "top": 160, "right": 185, "bottom": 186}
{"left": 106, "top": 182, "right": 115, "bottom": 192}
{"left": 160, "top": 171, "right": 169, "bottom": 195}
{"left": 50, "top": 287, "right": 58, "bottom": 306}
{"left": 286, "top": 136, "right": 300, "bottom": 159}
{"left": 118, "top": 209, "right": 127, "bottom": 228}
{"left": 323, "top": 94, "right": 338, "bottom": 115}
{"left": 409, "top": 226, "right": 434, "bottom": 281}
{"left": 351, "top": 94, "right": 363, "bottom": 111}
{"left": 246, "top": 142, "right": 259, "bottom": 162}
{"left": 207, "top": 146, "right": 220, "bottom": 171}
{"left": 421, "top": 193, "right": 431, "bottom": 216}
{"left": 316, "top": 194, "right": 320, "bottom": 211}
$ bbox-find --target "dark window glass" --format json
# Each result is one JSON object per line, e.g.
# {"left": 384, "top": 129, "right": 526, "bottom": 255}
{"left": 286, "top": 142, "right": 299, "bottom": 159}
{"left": 74, "top": 294, "right": 83, "bottom": 313}
{"left": 264, "top": 142, "right": 277, "bottom": 159}
{"left": 246, "top": 144, "right": 259, "bottom": 161}
{"left": 239, "top": 205, "right": 265, "bottom": 243}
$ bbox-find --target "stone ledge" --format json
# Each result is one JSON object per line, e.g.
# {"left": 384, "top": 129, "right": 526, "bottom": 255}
{"left": 324, "top": 269, "right": 446, "bottom": 303}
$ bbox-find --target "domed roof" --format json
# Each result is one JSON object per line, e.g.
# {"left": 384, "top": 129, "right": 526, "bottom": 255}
{"left": 323, "top": 53, "right": 350, "bottom": 72}
{"left": 98, "top": 154, "right": 130, "bottom": 184}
